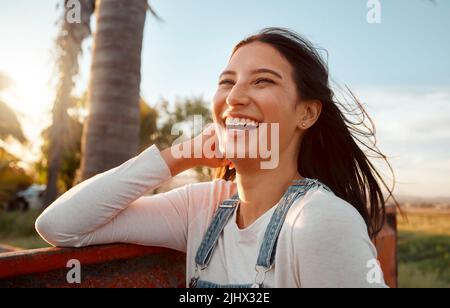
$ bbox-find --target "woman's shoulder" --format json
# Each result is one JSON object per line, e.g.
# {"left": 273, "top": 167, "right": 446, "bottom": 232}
{"left": 287, "top": 184, "right": 369, "bottom": 236}
{"left": 286, "top": 184, "right": 383, "bottom": 288}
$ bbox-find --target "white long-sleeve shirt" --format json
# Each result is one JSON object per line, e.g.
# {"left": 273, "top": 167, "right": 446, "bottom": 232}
{"left": 35, "top": 144, "right": 387, "bottom": 288}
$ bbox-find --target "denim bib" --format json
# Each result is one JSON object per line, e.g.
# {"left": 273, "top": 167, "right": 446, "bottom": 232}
{"left": 189, "top": 178, "right": 331, "bottom": 288}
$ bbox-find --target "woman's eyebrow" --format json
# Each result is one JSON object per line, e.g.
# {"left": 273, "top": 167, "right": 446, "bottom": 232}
{"left": 252, "top": 68, "right": 283, "bottom": 79}
{"left": 219, "top": 68, "right": 283, "bottom": 80}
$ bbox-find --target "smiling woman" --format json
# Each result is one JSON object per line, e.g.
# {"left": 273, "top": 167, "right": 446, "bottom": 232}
{"left": 36, "top": 27, "right": 393, "bottom": 288}
{"left": 213, "top": 28, "right": 394, "bottom": 238}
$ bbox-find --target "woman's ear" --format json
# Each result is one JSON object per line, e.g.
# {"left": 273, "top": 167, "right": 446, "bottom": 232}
{"left": 295, "top": 99, "right": 322, "bottom": 130}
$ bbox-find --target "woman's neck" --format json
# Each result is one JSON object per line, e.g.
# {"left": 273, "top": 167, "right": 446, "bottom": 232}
{"left": 233, "top": 152, "right": 302, "bottom": 229}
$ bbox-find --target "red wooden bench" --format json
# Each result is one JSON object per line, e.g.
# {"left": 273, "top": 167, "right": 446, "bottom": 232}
{"left": 0, "top": 206, "right": 397, "bottom": 288}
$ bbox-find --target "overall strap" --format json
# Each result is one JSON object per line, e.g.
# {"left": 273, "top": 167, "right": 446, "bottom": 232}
{"left": 194, "top": 193, "right": 240, "bottom": 269}
{"left": 256, "top": 178, "right": 330, "bottom": 269}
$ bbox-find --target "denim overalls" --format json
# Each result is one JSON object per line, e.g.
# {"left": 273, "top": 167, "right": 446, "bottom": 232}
{"left": 189, "top": 178, "right": 332, "bottom": 288}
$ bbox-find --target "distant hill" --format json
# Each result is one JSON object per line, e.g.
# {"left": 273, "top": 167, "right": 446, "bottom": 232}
{"left": 396, "top": 195, "right": 450, "bottom": 204}
{"left": 394, "top": 195, "right": 450, "bottom": 211}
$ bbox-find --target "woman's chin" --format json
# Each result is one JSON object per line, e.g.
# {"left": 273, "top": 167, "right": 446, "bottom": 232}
{"left": 221, "top": 146, "right": 261, "bottom": 161}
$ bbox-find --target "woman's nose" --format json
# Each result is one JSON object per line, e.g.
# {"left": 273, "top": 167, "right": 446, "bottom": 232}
{"left": 226, "top": 84, "right": 251, "bottom": 107}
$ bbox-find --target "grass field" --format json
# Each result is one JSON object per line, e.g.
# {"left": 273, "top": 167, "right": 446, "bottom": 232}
{"left": 397, "top": 209, "right": 450, "bottom": 288}
{"left": 0, "top": 207, "right": 449, "bottom": 288}
{"left": 0, "top": 209, "right": 50, "bottom": 249}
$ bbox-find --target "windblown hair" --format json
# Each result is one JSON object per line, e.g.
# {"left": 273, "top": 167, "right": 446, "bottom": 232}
{"left": 214, "top": 27, "right": 396, "bottom": 238}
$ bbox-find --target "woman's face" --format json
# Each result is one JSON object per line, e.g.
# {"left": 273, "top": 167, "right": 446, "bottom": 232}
{"left": 212, "top": 41, "right": 303, "bottom": 168}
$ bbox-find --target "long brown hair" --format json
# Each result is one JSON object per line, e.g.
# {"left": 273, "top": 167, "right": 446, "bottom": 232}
{"left": 214, "top": 27, "right": 396, "bottom": 238}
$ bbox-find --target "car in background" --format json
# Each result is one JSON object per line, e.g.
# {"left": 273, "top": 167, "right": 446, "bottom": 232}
{"left": 7, "top": 184, "right": 46, "bottom": 211}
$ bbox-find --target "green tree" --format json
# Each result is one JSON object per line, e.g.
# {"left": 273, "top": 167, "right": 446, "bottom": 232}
{"left": 0, "top": 149, "right": 33, "bottom": 210}
{"left": 35, "top": 94, "right": 87, "bottom": 192}
{"left": 139, "top": 98, "right": 159, "bottom": 152}
{"left": 154, "top": 97, "right": 212, "bottom": 147}
{"left": 154, "top": 96, "right": 214, "bottom": 181}
{"left": 0, "top": 72, "right": 31, "bottom": 210}
{"left": 0, "top": 72, "right": 26, "bottom": 144}
{"left": 36, "top": 95, "right": 213, "bottom": 195}
{"left": 37, "top": 94, "right": 161, "bottom": 191}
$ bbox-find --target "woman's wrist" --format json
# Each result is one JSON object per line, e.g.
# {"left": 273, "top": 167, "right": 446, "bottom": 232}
{"left": 160, "top": 141, "right": 203, "bottom": 176}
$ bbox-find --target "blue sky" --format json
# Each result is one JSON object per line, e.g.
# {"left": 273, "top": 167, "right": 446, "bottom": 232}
{"left": 0, "top": 0, "right": 449, "bottom": 198}
{"left": 141, "top": 0, "right": 450, "bottom": 100}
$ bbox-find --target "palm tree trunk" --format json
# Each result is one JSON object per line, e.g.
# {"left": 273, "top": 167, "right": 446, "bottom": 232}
{"left": 45, "top": 82, "right": 69, "bottom": 207}
{"left": 80, "top": 0, "right": 147, "bottom": 180}
{"left": 44, "top": 0, "right": 94, "bottom": 207}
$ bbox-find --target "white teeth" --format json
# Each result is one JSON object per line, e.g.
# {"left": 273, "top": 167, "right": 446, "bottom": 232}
{"left": 225, "top": 117, "right": 260, "bottom": 128}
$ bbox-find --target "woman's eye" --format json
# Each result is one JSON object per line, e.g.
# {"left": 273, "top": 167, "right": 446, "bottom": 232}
{"left": 219, "top": 79, "right": 235, "bottom": 86}
{"left": 255, "top": 78, "right": 274, "bottom": 85}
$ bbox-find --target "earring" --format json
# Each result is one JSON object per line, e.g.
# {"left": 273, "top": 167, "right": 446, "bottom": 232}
{"left": 226, "top": 160, "right": 235, "bottom": 170}
{"left": 302, "top": 122, "right": 307, "bottom": 128}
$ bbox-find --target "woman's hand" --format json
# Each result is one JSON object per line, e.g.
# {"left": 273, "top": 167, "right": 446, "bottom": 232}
{"left": 161, "top": 123, "right": 232, "bottom": 176}
{"left": 192, "top": 123, "right": 230, "bottom": 169}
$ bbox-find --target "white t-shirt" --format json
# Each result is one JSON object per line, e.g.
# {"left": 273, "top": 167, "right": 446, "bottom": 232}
{"left": 35, "top": 145, "right": 387, "bottom": 288}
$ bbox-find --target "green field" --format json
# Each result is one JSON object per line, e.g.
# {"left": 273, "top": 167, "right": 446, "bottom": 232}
{"left": 397, "top": 209, "right": 450, "bottom": 288}
{"left": 0, "top": 210, "right": 50, "bottom": 249}
{"left": 1, "top": 208, "right": 449, "bottom": 288}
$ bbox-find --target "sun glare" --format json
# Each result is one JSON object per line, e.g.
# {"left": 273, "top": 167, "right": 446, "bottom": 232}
{"left": 1, "top": 55, "right": 53, "bottom": 167}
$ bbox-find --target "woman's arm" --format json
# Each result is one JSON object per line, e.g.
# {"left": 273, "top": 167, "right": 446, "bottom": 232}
{"left": 35, "top": 143, "right": 198, "bottom": 251}
{"left": 35, "top": 125, "right": 227, "bottom": 251}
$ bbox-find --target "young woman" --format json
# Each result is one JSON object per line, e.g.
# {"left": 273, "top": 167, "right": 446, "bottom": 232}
{"left": 36, "top": 28, "right": 393, "bottom": 288}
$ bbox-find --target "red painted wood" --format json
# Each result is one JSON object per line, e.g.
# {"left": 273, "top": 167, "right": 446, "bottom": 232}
{"left": 374, "top": 205, "right": 398, "bottom": 288}
{"left": 0, "top": 207, "right": 397, "bottom": 288}
{"left": 0, "top": 244, "right": 181, "bottom": 279}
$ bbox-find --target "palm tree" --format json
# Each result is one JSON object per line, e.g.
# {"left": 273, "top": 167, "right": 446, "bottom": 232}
{"left": 0, "top": 102, "right": 26, "bottom": 144}
{"left": 44, "top": 0, "right": 95, "bottom": 207}
{"left": 79, "top": 0, "right": 160, "bottom": 180}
